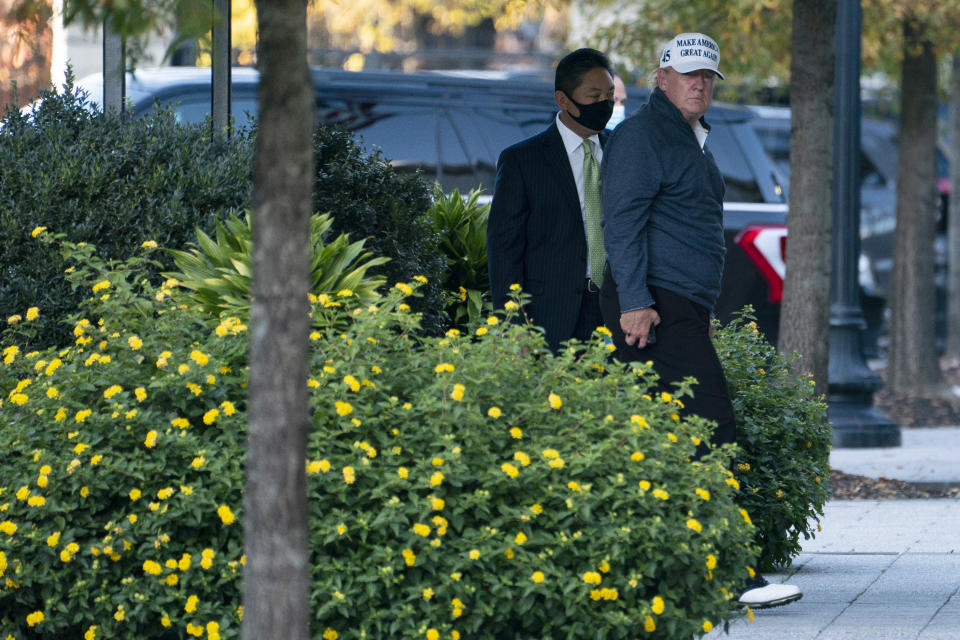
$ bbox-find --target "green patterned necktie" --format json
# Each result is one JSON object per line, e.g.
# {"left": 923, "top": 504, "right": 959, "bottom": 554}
{"left": 582, "top": 139, "right": 605, "bottom": 284}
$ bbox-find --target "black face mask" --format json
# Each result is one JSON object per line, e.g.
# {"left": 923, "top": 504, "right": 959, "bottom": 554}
{"left": 563, "top": 93, "right": 614, "bottom": 131}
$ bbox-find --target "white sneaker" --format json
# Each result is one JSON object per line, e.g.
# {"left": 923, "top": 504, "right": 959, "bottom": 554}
{"left": 737, "top": 576, "right": 803, "bottom": 609}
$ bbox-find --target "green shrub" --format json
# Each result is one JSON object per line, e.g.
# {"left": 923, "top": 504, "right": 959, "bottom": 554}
{"left": 427, "top": 184, "right": 491, "bottom": 329}
{"left": 312, "top": 126, "right": 448, "bottom": 335}
{"left": 0, "top": 75, "right": 254, "bottom": 348}
{"left": 166, "top": 211, "right": 388, "bottom": 323}
{"left": 0, "top": 231, "right": 759, "bottom": 640}
{"left": 713, "top": 309, "right": 831, "bottom": 571}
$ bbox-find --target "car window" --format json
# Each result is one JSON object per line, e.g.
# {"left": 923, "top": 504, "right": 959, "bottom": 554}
{"left": 706, "top": 121, "right": 765, "bottom": 203}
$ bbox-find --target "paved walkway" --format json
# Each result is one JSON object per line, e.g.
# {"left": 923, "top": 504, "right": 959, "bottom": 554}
{"left": 705, "top": 427, "right": 960, "bottom": 639}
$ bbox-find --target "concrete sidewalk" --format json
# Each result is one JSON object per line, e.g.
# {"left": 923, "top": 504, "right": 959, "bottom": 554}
{"left": 705, "top": 427, "right": 960, "bottom": 639}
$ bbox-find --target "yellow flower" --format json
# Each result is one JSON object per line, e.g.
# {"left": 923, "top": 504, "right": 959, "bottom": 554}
{"left": 567, "top": 481, "right": 582, "bottom": 493}
{"left": 651, "top": 595, "right": 665, "bottom": 615}
{"left": 501, "top": 463, "right": 519, "bottom": 478}
{"left": 740, "top": 509, "right": 754, "bottom": 526}
{"left": 686, "top": 518, "right": 703, "bottom": 533}
{"left": 342, "top": 466, "right": 356, "bottom": 484}
{"left": 394, "top": 282, "right": 413, "bottom": 296}
{"left": 706, "top": 554, "right": 717, "bottom": 570}
{"left": 92, "top": 280, "right": 111, "bottom": 293}
{"left": 548, "top": 393, "right": 562, "bottom": 409}
{"left": 192, "top": 456, "right": 205, "bottom": 468}
{"left": 85, "top": 624, "right": 98, "bottom": 639}
{"left": 582, "top": 571, "right": 602, "bottom": 585}
{"left": 397, "top": 467, "right": 409, "bottom": 479}
{"left": 509, "top": 427, "right": 522, "bottom": 439}
{"left": 422, "top": 587, "right": 434, "bottom": 600}
{"left": 343, "top": 375, "right": 361, "bottom": 391}
{"left": 27, "top": 610, "right": 45, "bottom": 627}
{"left": 402, "top": 548, "right": 416, "bottom": 566}
{"left": 31, "top": 225, "right": 47, "bottom": 237}
{"left": 643, "top": 616, "right": 656, "bottom": 632}
{"left": 25, "top": 306, "right": 39, "bottom": 321}
{"left": 190, "top": 350, "right": 209, "bottom": 366}
{"left": 652, "top": 488, "right": 669, "bottom": 500}
{"left": 143, "top": 560, "right": 163, "bottom": 576}
{"left": 217, "top": 505, "right": 236, "bottom": 525}
{"left": 450, "top": 383, "right": 465, "bottom": 401}
{"left": 220, "top": 400, "right": 236, "bottom": 415}
{"left": 0, "top": 521, "right": 17, "bottom": 535}
{"left": 531, "top": 571, "right": 545, "bottom": 583}
{"left": 486, "top": 315, "right": 499, "bottom": 325}
{"left": 335, "top": 401, "right": 353, "bottom": 416}
{"left": 531, "top": 503, "right": 543, "bottom": 514}
{"left": 426, "top": 630, "right": 439, "bottom": 640}
{"left": 413, "top": 523, "right": 431, "bottom": 537}
{"left": 514, "top": 531, "right": 528, "bottom": 545}
{"left": 703, "top": 621, "right": 714, "bottom": 632}
{"left": 336, "top": 523, "right": 347, "bottom": 535}
{"left": 475, "top": 326, "right": 488, "bottom": 336}
{"left": 129, "top": 488, "right": 142, "bottom": 501}
{"left": 434, "top": 363, "right": 455, "bottom": 374}
{"left": 738, "top": 462, "right": 751, "bottom": 471}
{"left": 630, "top": 451, "right": 645, "bottom": 461}
{"left": 487, "top": 406, "right": 502, "bottom": 418}
{"left": 203, "top": 408, "right": 219, "bottom": 425}
{"left": 468, "top": 549, "right": 480, "bottom": 560}
{"left": 431, "top": 497, "right": 445, "bottom": 510}
{"left": 430, "top": 471, "right": 444, "bottom": 486}
{"left": 127, "top": 335, "right": 143, "bottom": 350}
{"left": 696, "top": 488, "right": 711, "bottom": 501}
{"left": 74, "top": 410, "right": 91, "bottom": 423}
{"left": 513, "top": 450, "right": 531, "bottom": 466}
{"left": 185, "top": 594, "right": 199, "bottom": 613}
{"left": 46, "top": 531, "right": 61, "bottom": 547}
{"left": 144, "top": 430, "right": 158, "bottom": 448}
{"left": 323, "top": 629, "right": 339, "bottom": 640}
{"left": 726, "top": 477, "right": 741, "bottom": 490}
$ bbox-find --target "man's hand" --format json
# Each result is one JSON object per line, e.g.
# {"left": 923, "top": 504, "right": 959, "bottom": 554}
{"left": 620, "top": 308, "right": 660, "bottom": 349}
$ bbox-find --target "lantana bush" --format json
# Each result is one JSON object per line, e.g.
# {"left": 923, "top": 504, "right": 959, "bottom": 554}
{"left": 1, "top": 230, "right": 760, "bottom": 639}
{"left": 713, "top": 310, "right": 831, "bottom": 571}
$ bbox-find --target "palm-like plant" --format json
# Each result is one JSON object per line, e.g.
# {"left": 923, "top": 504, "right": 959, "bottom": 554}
{"left": 167, "top": 211, "right": 388, "bottom": 324}
{"left": 428, "top": 184, "right": 491, "bottom": 327}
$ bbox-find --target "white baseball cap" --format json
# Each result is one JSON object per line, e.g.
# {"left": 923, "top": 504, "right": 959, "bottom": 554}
{"left": 659, "top": 32, "right": 725, "bottom": 79}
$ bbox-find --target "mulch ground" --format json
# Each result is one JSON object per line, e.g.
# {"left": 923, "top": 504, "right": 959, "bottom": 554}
{"left": 830, "top": 358, "right": 960, "bottom": 500}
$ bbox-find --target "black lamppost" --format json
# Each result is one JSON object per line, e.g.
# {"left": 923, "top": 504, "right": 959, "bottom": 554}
{"left": 828, "top": 0, "right": 901, "bottom": 447}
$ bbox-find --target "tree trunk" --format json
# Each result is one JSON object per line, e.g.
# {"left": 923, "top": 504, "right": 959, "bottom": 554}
{"left": 888, "top": 25, "right": 941, "bottom": 395}
{"left": 777, "top": 0, "right": 836, "bottom": 397}
{"left": 242, "top": 1, "right": 314, "bottom": 640}
{"left": 946, "top": 53, "right": 960, "bottom": 361}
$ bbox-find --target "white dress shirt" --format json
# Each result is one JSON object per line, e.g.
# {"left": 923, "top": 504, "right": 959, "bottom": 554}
{"left": 556, "top": 112, "right": 603, "bottom": 278}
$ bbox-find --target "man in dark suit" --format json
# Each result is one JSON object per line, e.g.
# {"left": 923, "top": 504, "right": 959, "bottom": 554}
{"left": 487, "top": 48, "right": 616, "bottom": 352}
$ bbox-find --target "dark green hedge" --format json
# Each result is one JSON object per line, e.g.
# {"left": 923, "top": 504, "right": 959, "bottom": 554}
{"left": 0, "top": 76, "right": 448, "bottom": 345}
{"left": 0, "top": 77, "right": 254, "bottom": 347}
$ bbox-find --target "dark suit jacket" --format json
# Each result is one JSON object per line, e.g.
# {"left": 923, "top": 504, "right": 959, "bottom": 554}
{"left": 487, "top": 122, "right": 605, "bottom": 351}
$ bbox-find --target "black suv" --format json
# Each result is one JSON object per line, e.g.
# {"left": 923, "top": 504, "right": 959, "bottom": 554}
{"left": 76, "top": 67, "right": 791, "bottom": 340}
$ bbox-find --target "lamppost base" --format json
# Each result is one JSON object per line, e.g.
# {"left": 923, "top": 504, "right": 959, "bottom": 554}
{"left": 828, "top": 397, "right": 901, "bottom": 448}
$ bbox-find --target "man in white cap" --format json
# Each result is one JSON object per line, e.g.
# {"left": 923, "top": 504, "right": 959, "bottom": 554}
{"left": 599, "top": 32, "right": 804, "bottom": 609}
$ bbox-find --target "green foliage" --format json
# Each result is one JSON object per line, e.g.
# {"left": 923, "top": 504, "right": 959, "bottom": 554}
{"left": 0, "top": 74, "right": 254, "bottom": 348}
{"left": 0, "top": 231, "right": 248, "bottom": 640}
{"left": 713, "top": 309, "right": 831, "bottom": 572}
{"left": 312, "top": 125, "right": 448, "bottom": 335}
{"left": 166, "top": 211, "right": 388, "bottom": 323}
{"left": 0, "top": 232, "right": 759, "bottom": 640}
{"left": 427, "top": 184, "right": 491, "bottom": 329}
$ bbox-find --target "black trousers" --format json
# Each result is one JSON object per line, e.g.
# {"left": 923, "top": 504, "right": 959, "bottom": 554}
{"left": 572, "top": 282, "right": 604, "bottom": 344}
{"left": 600, "top": 269, "right": 737, "bottom": 450}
